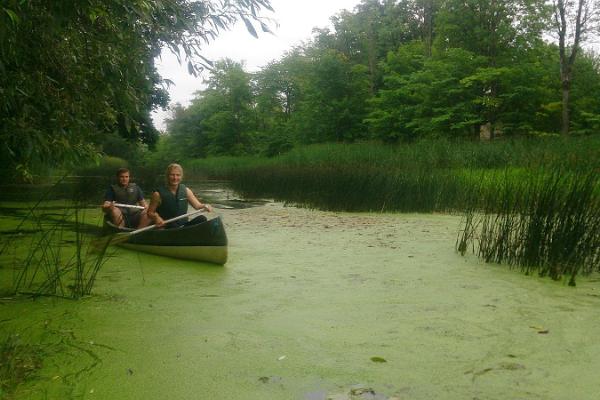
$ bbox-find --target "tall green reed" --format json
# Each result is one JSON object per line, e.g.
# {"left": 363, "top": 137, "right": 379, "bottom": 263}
{"left": 2, "top": 178, "right": 112, "bottom": 299}
{"left": 457, "top": 168, "right": 599, "bottom": 285}
{"left": 12, "top": 200, "right": 111, "bottom": 299}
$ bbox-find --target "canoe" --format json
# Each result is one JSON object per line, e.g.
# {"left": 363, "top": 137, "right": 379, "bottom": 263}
{"left": 103, "top": 216, "right": 228, "bottom": 264}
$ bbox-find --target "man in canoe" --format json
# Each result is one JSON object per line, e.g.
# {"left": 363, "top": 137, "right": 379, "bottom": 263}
{"left": 147, "top": 163, "right": 213, "bottom": 228}
{"left": 102, "top": 167, "right": 151, "bottom": 228}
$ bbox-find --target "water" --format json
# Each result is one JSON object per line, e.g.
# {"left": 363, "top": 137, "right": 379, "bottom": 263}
{"left": 1, "top": 183, "right": 600, "bottom": 399}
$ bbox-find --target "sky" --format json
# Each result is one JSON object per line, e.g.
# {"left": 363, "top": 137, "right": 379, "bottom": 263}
{"left": 151, "top": 0, "right": 363, "bottom": 130}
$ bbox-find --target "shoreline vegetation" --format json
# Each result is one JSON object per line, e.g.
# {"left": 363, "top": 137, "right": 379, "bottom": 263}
{"left": 2, "top": 136, "right": 598, "bottom": 288}
{"left": 0, "top": 136, "right": 598, "bottom": 397}
{"left": 180, "top": 136, "right": 599, "bottom": 284}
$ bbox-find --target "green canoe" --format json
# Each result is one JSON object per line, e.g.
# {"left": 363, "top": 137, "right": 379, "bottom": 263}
{"left": 103, "top": 216, "right": 228, "bottom": 264}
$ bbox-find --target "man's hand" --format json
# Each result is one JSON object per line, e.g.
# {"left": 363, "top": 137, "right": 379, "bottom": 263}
{"left": 154, "top": 216, "right": 165, "bottom": 227}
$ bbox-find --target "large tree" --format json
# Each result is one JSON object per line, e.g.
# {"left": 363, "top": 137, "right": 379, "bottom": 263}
{"left": 435, "top": 0, "right": 549, "bottom": 138}
{"left": 0, "top": 0, "right": 272, "bottom": 180}
{"left": 551, "top": 0, "right": 600, "bottom": 135}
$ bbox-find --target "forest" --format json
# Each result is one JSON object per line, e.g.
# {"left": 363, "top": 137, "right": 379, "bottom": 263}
{"left": 160, "top": 0, "right": 600, "bottom": 159}
{"left": 1, "top": 0, "right": 600, "bottom": 177}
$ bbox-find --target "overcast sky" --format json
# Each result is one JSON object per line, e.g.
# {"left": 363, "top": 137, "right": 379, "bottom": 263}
{"left": 152, "top": 0, "right": 363, "bottom": 130}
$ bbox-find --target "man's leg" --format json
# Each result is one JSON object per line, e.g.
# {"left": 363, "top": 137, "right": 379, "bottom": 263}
{"left": 109, "top": 208, "right": 125, "bottom": 227}
{"left": 136, "top": 211, "right": 151, "bottom": 228}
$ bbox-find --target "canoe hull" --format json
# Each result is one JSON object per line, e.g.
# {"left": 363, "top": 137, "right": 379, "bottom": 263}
{"left": 104, "top": 216, "right": 228, "bottom": 264}
{"left": 120, "top": 243, "right": 227, "bottom": 264}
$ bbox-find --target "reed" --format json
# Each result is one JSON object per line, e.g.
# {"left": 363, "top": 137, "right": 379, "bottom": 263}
{"left": 457, "top": 167, "right": 600, "bottom": 285}
{"left": 185, "top": 137, "right": 599, "bottom": 212}
{"left": 181, "top": 136, "right": 598, "bottom": 283}
{"left": 4, "top": 182, "right": 112, "bottom": 299}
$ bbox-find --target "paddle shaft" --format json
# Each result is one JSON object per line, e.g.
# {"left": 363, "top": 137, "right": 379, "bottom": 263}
{"left": 114, "top": 202, "right": 145, "bottom": 210}
{"left": 123, "top": 208, "right": 206, "bottom": 237}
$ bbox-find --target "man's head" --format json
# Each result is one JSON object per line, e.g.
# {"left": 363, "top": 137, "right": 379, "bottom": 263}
{"left": 116, "top": 167, "right": 130, "bottom": 187}
{"left": 166, "top": 163, "right": 183, "bottom": 187}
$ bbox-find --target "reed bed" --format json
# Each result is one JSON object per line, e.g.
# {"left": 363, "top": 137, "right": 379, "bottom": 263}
{"left": 457, "top": 168, "right": 600, "bottom": 285}
{"left": 1, "top": 177, "right": 112, "bottom": 299}
{"left": 10, "top": 201, "right": 111, "bottom": 299}
{"left": 190, "top": 136, "right": 599, "bottom": 284}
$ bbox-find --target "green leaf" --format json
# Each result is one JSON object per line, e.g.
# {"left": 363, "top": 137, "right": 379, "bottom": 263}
{"left": 241, "top": 16, "right": 258, "bottom": 38}
{"left": 3, "top": 8, "right": 20, "bottom": 24}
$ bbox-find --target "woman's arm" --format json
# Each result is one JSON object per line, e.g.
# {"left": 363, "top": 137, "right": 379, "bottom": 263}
{"left": 186, "top": 188, "right": 213, "bottom": 212}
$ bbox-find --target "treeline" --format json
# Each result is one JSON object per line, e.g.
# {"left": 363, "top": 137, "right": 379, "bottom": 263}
{"left": 163, "top": 0, "right": 600, "bottom": 158}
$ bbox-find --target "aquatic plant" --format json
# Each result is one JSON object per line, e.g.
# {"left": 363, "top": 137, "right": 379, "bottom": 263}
{"left": 1, "top": 177, "right": 112, "bottom": 299}
{"left": 12, "top": 200, "right": 111, "bottom": 299}
{"left": 457, "top": 168, "right": 600, "bottom": 285}
{"left": 178, "top": 136, "right": 599, "bottom": 213}
{"left": 0, "top": 334, "right": 43, "bottom": 398}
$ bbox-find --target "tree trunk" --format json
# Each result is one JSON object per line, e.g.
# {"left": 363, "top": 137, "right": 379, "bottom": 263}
{"left": 555, "top": 0, "right": 588, "bottom": 136}
{"left": 423, "top": 0, "right": 434, "bottom": 57}
{"left": 561, "top": 72, "right": 571, "bottom": 136}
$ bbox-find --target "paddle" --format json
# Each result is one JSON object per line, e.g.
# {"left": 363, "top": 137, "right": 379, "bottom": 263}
{"left": 94, "top": 209, "right": 207, "bottom": 249}
{"left": 113, "top": 202, "right": 145, "bottom": 210}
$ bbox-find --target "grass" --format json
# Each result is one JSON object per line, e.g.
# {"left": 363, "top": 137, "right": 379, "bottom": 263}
{"left": 179, "top": 136, "right": 599, "bottom": 284}
{"left": 1, "top": 178, "right": 112, "bottom": 299}
{"left": 457, "top": 167, "right": 600, "bottom": 285}
{"left": 10, "top": 202, "right": 111, "bottom": 299}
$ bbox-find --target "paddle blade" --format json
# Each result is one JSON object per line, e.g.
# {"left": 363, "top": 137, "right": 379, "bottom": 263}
{"left": 89, "top": 234, "right": 114, "bottom": 254}
{"left": 89, "top": 232, "right": 130, "bottom": 253}
{"left": 108, "top": 232, "right": 132, "bottom": 245}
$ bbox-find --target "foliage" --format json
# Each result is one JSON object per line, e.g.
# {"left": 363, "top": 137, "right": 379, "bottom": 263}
{"left": 457, "top": 168, "right": 600, "bottom": 285}
{"left": 0, "top": 0, "right": 273, "bottom": 181}
{"left": 0, "top": 334, "right": 43, "bottom": 398}
{"left": 165, "top": 60, "right": 257, "bottom": 156}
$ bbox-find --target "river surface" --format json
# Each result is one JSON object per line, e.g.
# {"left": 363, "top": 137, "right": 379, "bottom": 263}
{"left": 1, "top": 183, "right": 600, "bottom": 399}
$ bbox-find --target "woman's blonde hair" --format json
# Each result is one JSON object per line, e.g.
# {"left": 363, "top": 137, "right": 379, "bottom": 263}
{"left": 165, "top": 163, "right": 184, "bottom": 182}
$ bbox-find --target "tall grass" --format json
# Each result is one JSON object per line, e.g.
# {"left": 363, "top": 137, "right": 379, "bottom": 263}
{"left": 10, "top": 200, "right": 111, "bottom": 299}
{"left": 1, "top": 178, "right": 112, "bottom": 299}
{"left": 184, "top": 137, "right": 599, "bottom": 213}
{"left": 457, "top": 168, "right": 600, "bottom": 285}
{"left": 181, "top": 136, "right": 599, "bottom": 284}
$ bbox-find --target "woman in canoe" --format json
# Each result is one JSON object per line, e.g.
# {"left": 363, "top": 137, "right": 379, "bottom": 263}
{"left": 147, "top": 163, "right": 213, "bottom": 228}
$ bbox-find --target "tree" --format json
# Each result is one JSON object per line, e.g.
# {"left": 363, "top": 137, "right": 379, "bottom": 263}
{"left": 551, "top": 0, "right": 600, "bottom": 135}
{"left": 195, "top": 60, "right": 256, "bottom": 155}
{"left": 290, "top": 49, "right": 371, "bottom": 143}
{"left": 315, "top": 0, "right": 425, "bottom": 92}
{"left": 435, "top": 0, "right": 550, "bottom": 138}
{"left": 0, "top": 0, "right": 273, "bottom": 180}
{"left": 367, "top": 45, "right": 487, "bottom": 141}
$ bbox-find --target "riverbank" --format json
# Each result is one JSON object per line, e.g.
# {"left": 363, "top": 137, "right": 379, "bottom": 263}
{"left": 2, "top": 202, "right": 600, "bottom": 399}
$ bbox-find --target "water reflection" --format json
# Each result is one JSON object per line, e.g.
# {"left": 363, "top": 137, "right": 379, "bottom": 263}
{"left": 187, "top": 180, "right": 270, "bottom": 210}
{"left": 0, "top": 178, "right": 269, "bottom": 211}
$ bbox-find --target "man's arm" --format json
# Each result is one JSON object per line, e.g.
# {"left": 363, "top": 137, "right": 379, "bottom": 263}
{"left": 147, "top": 192, "right": 164, "bottom": 226}
{"left": 136, "top": 186, "right": 148, "bottom": 209}
{"left": 186, "top": 188, "right": 213, "bottom": 212}
{"left": 102, "top": 187, "right": 115, "bottom": 211}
